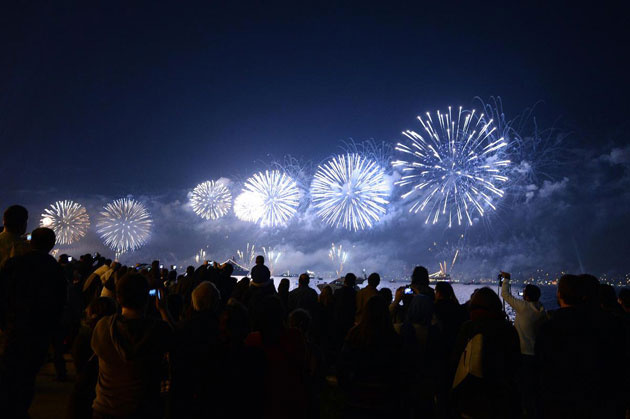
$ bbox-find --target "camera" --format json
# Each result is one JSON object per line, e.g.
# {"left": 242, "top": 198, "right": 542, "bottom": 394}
{"left": 170, "top": 265, "right": 177, "bottom": 270}
{"left": 404, "top": 286, "right": 414, "bottom": 295}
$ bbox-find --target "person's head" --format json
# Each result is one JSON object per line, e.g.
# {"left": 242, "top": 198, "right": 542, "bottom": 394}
{"left": 58, "top": 254, "right": 69, "bottom": 264}
{"left": 618, "top": 288, "right": 630, "bottom": 313}
{"left": 255, "top": 255, "right": 264, "bottom": 265}
{"left": 2, "top": 205, "right": 28, "bottom": 235}
{"left": 104, "top": 259, "right": 112, "bottom": 267}
{"left": 435, "top": 282, "right": 457, "bottom": 303}
{"left": 319, "top": 285, "right": 334, "bottom": 306}
{"left": 378, "top": 287, "right": 393, "bottom": 304}
{"left": 298, "top": 273, "right": 310, "bottom": 287}
{"left": 278, "top": 278, "right": 290, "bottom": 293}
{"left": 344, "top": 273, "right": 357, "bottom": 287}
{"left": 86, "top": 297, "right": 117, "bottom": 328}
{"left": 411, "top": 266, "right": 430, "bottom": 287}
{"left": 116, "top": 273, "right": 149, "bottom": 311}
{"left": 251, "top": 263, "right": 271, "bottom": 285}
{"left": 30, "top": 227, "right": 56, "bottom": 253}
{"left": 598, "top": 284, "right": 620, "bottom": 311}
{"left": 186, "top": 265, "right": 195, "bottom": 277}
{"left": 222, "top": 263, "right": 234, "bottom": 276}
{"left": 523, "top": 284, "right": 541, "bottom": 302}
{"left": 469, "top": 287, "right": 502, "bottom": 314}
{"left": 557, "top": 274, "right": 583, "bottom": 307}
{"left": 192, "top": 281, "right": 221, "bottom": 312}
{"left": 579, "top": 274, "right": 599, "bottom": 308}
{"left": 367, "top": 272, "right": 380, "bottom": 288}
{"left": 289, "top": 308, "right": 311, "bottom": 336}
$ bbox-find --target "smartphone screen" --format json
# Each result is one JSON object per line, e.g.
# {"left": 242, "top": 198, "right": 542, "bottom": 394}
{"left": 149, "top": 289, "right": 157, "bottom": 297}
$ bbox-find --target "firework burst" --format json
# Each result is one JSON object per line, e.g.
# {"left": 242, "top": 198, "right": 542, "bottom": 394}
{"left": 194, "top": 248, "right": 207, "bottom": 264}
{"left": 40, "top": 200, "right": 90, "bottom": 245}
{"left": 236, "top": 243, "right": 256, "bottom": 269}
{"left": 262, "top": 246, "right": 281, "bottom": 276}
{"left": 97, "top": 198, "right": 152, "bottom": 254}
{"left": 329, "top": 242, "right": 348, "bottom": 277}
{"left": 311, "top": 153, "right": 390, "bottom": 231}
{"left": 190, "top": 180, "right": 232, "bottom": 220}
{"left": 237, "top": 170, "right": 300, "bottom": 227}
{"left": 392, "top": 106, "right": 510, "bottom": 227}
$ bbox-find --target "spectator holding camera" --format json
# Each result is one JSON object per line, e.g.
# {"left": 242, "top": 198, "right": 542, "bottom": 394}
{"left": 500, "top": 272, "right": 546, "bottom": 418}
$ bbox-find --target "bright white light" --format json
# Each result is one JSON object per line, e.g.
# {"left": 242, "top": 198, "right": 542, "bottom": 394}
{"left": 40, "top": 200, "right": 90, "bottom": 245}
{"left": 97, "top": 198, "right": 152, "bottom": 254}
{"left": 311, "top": 153, "right": 390, "bottom": 231}
{"left": 190, "top": 180, "right": 232, "bottom": 220}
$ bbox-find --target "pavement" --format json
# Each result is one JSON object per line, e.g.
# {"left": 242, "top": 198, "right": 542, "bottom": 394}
{"left": 29, "top": 355, "right": 75, "bottom": 419}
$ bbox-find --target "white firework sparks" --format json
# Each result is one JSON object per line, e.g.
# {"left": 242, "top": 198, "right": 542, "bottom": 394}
{"left": 194, "top": 248, "right": 207, "bottom": 264}
{"left": 97, "top": 198, "right": 152, "bottom": 254}
{"left": 310, "top": 153, "right": 390, "bottom": 231}
{"left": 392, "top": 106, "right": 511, "bottom": 227}
{"left": 234, "top": 191, "right": 265, "bottom": 223}
{"left": 237, "top": 170, "right": 300, "bottom": 227}
{"left": 40, "top": 200, "right": 90, "bottom": 245}
{"left": 329, "top": 242, "right": 348, "bottom": 277}
{"left": 236, "top": 243, "right": 256, "bottom": 269}
{"left": 190, "top": 180, "right": 232, "bottom": 220}
{"left": 262, "top": 246, "right": 281, "bottom": 276}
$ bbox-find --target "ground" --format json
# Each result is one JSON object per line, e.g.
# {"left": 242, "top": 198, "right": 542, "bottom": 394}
{"left": 29, "top": 355, "right": 75, "bottom": 419}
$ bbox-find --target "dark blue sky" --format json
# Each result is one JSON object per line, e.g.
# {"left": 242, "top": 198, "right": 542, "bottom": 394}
{"left": 1, "top": 2, "right": 629, "bottom": 277}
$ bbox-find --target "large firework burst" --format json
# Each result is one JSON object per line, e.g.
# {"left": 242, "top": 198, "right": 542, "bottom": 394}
{"left": 392, "top": 106, "right": 511, "bottom": 227}
{"left": 97, "top": 198, "right": 152, "bottom": 254}
{"left": 236, "top": 170, "right": 300, "bottom": 227}
{"left": 40, "top": 200, "right": 90, "bottom": 245}
{"left": 310, "top": 153, "right": 390, "bottom": 231}
{"left": 190, "top": 180, "right": 232, "bottom": 220}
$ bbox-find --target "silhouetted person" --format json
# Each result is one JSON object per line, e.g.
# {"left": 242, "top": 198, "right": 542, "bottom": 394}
{"left": 451, "top": 287, "right": 520, "bottom": 419}
{"left": 245, "top": 296, "right": 307, "bottom": 418}
{"left": 333, "top": 273, "right": 358, "bottom": 354}
{"left": 619, "top": 288, "right": 630, "bottom": 313}
{"left": 355, "top": 272, "right": 380, "bottom": 323}
{"left": 91, "top": 273, "right": 172, "bottom": 418}
{"left": 536, "top": 274, "right": 594, "bottom": 418}
{"left": 170, "top": 281, "right": 221, "bottom": 418}
{"left": 0, "top": 205, "right": 28, "bottom": 268}
{"left": 0, "top": 227, "right": 66, "bottom": 418}
{"left": 67, "top": 297, "right": 117, "bottom": 419}
{"left": 217, "top": 263, "right": 237, "bottom": 305}
{"left": 407, "top": 266, "right": 434, "bottom": 326}
{"left": 338, "top": 296, "right": 403, "bottom": 418}
{"left": 278, "top": 277, "right": 290, "bottom": 315}
{"left": 245, "top": 256, "right": 275, "bottom": 314}
{"left": 500, "top": 273, "right": 546, "bottom": 418}
{"left": 288, "top": 273, "right": 319, "bottom": 319}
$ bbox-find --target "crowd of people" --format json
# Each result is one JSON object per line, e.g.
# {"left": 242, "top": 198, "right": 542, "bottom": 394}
{"left": 0, "top": 204, "right": 629, "bottom": 419}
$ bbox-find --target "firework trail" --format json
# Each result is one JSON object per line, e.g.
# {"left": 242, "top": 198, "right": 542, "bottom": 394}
{"left": 40, "top": 200, "right": 90, "bottom": 245}
{"left": 329, "top": 242, "right": 348, "bottom": 277}
{"left": 392, "top": 106, "right": 511, "bottom": 227}
{"left": 190, "top": 180, "right": 232, "bottom": 220}
{"left": 97, "top": 198, "right": 152, "bottom": 254}
{"left": 311, "top": 153, "right": 390, "bottom": 231}
{"left": 236, "top": 170, "right": 300, "bottom": 227}
{"left": 236, "top": 243, "right": 256, "bottom": 269}
{"left": 262, "top": 246, "right": 281, "bottom": 276}
{"left": 194, "top": 248, "right": 207, "bottom": 264}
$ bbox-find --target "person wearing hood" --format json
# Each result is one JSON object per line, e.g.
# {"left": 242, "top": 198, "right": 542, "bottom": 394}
{"left": 500, "top": 272, "right": 546, "bottom": 419}
{"left": 91, "top": 273, "right": 172, "bottom": 418}
{"left": 451, "top": 287, "right": 521, "bottom": 419}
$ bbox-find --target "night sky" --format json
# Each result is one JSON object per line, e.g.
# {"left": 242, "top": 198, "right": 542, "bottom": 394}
{"left": 2, "top": 2, "right": 629, "bottom": 279}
